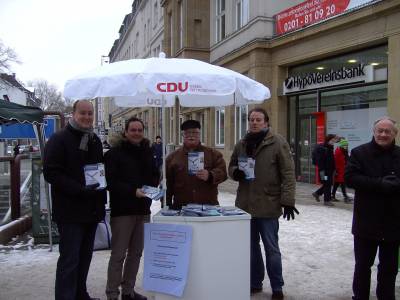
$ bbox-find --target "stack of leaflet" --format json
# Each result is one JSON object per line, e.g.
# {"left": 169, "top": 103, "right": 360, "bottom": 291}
{"left": 219, "top": 207, "right": 246, "bottom": 216}
{"left": 181, "top": 204, "right": 221, "bottom": 217}
{"left": 160, "top": 209, "right": 180, "bottom": 216}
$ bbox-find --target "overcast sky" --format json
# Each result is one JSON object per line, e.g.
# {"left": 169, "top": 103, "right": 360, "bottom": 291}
{"left": 0, "top": 0, "right": 133, "bottom": 92}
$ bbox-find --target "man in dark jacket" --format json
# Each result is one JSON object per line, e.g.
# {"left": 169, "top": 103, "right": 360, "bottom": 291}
{"left": 105, "top": 117, "right": 159, "bottom": 300}
{"left": 345, "top": 116, "right": 400, "bottom": 300}
{"left": 43, "top": 100, "right": 106, "bottom": 300}
{"left": 312, "top": 134, "right": 337, "bottom": 206}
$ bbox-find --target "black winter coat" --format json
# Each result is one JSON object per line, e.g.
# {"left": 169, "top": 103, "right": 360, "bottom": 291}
{"left": 315, "top": 143, "right": 335, "bottom": 176}
{"left": 105, "top": 139, "right": 159, "bottom": 217}
{"left": 43, "top": 124, "right": 106, "bottom": 223}
{"left": 345, "top": 138, "right": 400, "bottom": 241}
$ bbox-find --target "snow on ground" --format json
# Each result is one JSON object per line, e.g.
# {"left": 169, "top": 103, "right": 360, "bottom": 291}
{"left": 0, "top": 192, "right": 398, "bottom": 300}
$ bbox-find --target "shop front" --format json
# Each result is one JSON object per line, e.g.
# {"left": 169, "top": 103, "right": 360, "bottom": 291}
{"left": 285, "top": 45, "right": 388, "bottom": 183}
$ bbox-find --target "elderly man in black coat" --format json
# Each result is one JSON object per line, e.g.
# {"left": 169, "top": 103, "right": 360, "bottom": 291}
{"left": 345, "top": 116, "right": 400, "bottom": 300}
{"left": 44, "top": 100, "right": 106, "bottom": 300}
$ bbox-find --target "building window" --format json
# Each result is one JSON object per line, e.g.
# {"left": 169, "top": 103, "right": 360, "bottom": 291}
{"left": 215, "top": 107, "right": 225, "bottom": 146}
{"left": 179, "top": 1, "right": 184, "bottom": 49}
{"left": 235, "top": 0, "right": 249, "bottom": 30}
{"left": 168, "top": 107, "right": 174, "bottom": 144}
{"left": 215, "top": 0, "right": 225, "bottom": 42}
{"left": 134, "top": 32, "right": 139, "bottom": 57}
{"left": 235, "top": 105, "right": 248, "bottom": 143}
{"left": 179, "top": 115, "right": 184, "bottom": 145}
{"left": 169, "top": 13, "right": 173, "bottom": 56}
{"left": 153, "top": 1, "right": 158, "bottom": 27}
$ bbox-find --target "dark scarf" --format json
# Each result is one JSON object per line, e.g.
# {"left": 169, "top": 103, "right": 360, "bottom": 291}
{"left": 68, "top": 119, "right": 94, "bottom": 151}
{"left": 244, "top": 128, "right": 268, "bottom": 157}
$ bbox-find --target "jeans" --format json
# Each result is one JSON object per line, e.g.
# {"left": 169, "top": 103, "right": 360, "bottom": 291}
{"left": 106, "top": 215, "right": 150, "bottom": 299}
{"left": 55, "top": 222, "right": 98, "bottom": 300}
{"left": 352, "top": 235, "right": 399, "bottom": 300}
{"left": 251, "top": 218, "right": 284, "bottom": 292}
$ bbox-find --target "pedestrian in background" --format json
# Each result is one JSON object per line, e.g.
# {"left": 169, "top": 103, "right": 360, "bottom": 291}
{"left": 229, "top": 107, "right": 298, "bottom": 300}
{"left": 332, "top": 138, "right": 352, "bottom": 203}
{"left": 312, "top": 134, "right": 337, "bottom": 206}
{"left": 345, "top": 116, "right": 400, "bottom": 300}
{"left": 13, "top": 143, "right": 20, "bottom": 156}
{"left": 105, "top": 117, "right": 159, "bottom": 300}
{"left": 151, "top": 135, "right": 163, "bottom": 172}
{"left": 166, "top": 119, "right": 227, "bottom": 209}
{"left": 43, "top": 100, "right": 106, "bottom": 300}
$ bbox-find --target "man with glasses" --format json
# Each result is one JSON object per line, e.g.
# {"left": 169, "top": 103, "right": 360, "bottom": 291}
{"left": 166, "top": 119, "right": 227, "bottom": 209}
{"left": 345, "top": 116, "right": 400, "bottom": 300}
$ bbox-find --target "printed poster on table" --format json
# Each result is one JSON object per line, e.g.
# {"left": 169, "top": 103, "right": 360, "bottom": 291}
{"left": 143, "top": 223, "right": 193, "bottom": 297}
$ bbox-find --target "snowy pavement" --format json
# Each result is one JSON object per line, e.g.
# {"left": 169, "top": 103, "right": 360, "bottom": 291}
{"left": 0, "top": 191, "right": 399, "bottom": 300}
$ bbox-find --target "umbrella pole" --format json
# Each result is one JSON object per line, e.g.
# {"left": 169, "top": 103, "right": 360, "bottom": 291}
{"left": 161, "top": 94, "right": 167, "bottom": 209}
{"left": 34, "top": 123, "right": 53, "bottom": 251}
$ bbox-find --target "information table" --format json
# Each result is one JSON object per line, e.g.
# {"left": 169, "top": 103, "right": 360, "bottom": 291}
{"left": 151, "top": 208, "right": 251, "bottom": 300}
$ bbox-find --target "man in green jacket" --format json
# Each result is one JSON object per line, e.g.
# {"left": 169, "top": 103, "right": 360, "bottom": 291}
{"left": 228, "top": 107, "right": 298, "bottom": 300}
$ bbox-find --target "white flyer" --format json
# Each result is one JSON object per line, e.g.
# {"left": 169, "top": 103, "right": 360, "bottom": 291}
{"left": 238, "top": 157, "right": 255, "bottom": 180}
{"left": 142, "top": 185, "right": 164, "bottom": 201}
{"left": 84, "top": 163, "right": 106, "bottom": 188}
{"left": 188, "top": 151, "right": 204, "bottom": 175}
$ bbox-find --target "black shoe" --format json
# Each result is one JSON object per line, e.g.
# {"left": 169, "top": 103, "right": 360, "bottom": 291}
{"left": 331, "top": 196, "right": 340, "bottom": 202}
{"left": 133, "top": 291, "right": 147, "bottom": 300}
{"left": 271, "top": 290, "right": 284, "bottom": 299}
{"left": 312, "top": 192, "right": 320, "bottom": 202}
{"left": 251, "top": 286, "right": 263, "bottom": 294}
{"left": 324, "top": 201, "right": 335, "bottom": 207}
{"left": 344, "top": 197, "right": 353, "bottom": 203}
{"left": 122, "top": 294, "right": 134, "bottom": 300}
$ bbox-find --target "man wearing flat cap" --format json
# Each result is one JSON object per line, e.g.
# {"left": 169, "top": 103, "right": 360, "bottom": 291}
{"left": 166, "top": 119, "right": 227, "bottom": 209}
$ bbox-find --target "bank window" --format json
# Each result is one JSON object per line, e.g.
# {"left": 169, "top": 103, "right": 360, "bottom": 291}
{"left": 235, "top": 0, "right": 249, "bottom": 30}
{"left": 235, "top": 105, "right": 248, "bottom": 142}
{"left": 215, "top": 107, "right": 225, "bottom": 146}
{"left": 215, "top": 0, "right": 226, "bottom": 42}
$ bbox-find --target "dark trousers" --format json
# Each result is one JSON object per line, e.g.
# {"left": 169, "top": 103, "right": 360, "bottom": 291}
{"left": 55, "top": 222, "right": 98, "bottom": 300}
{"left": 332, "top": 182, "right": 349, "bottom": 198}
{"left": 315, "top": 175, "right": 333, "bottom": 202}
{"left": 352, "top": 235, "right": 399, "bottom": 300}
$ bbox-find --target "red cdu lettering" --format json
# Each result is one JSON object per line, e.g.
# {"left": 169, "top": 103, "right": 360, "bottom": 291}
{"left": 156, "top": 82, "right": 167, "bottom": 92}
{"left": 178, "top": 82, "right": 188, "bottom": 92}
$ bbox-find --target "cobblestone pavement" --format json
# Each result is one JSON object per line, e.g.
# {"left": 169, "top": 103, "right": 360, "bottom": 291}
{"left": 0, "top": 181, "right": 397, "bottom": 300}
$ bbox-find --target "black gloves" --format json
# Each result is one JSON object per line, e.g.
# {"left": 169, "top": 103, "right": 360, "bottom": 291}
{"left": 282, "top": 205, "right": 299, "bottom": 221}
{"left": 83, "top": 183, "right": 102, "bottom": 197}
{"left": 233, "top": 169, "right": 246, "bottom": 181}
{"left": 380, "top": 175, "right": 400, "bottom": 194}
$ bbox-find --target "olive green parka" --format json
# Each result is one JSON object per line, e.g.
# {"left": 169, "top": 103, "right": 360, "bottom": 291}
{"left": 228, "top": 129, "right": 296, "bottom": 218}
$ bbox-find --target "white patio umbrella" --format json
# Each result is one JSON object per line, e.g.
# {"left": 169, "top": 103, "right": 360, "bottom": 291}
{"left": 64, "top": 52, "right": 270, "bottom": 207}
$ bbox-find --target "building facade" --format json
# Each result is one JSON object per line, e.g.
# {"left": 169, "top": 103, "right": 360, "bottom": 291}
{"left": 108, "top": 0, "right": 400, "bottom": 182}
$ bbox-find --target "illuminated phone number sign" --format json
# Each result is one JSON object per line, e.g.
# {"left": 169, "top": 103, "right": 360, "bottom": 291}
{"left": 275, "top": 0, "right": 358, "bottom": 35}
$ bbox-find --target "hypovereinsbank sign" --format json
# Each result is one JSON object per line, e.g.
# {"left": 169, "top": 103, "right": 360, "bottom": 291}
{"left": 283, "top": 64, "right": 373, "bottom": 94}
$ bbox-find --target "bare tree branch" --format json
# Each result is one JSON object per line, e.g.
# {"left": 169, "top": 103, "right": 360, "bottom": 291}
{"left": 27, "top": 79, "right": 70, "bottom": 112}
{"left": 0, "top": 40, "right": 21, "bottom": 72}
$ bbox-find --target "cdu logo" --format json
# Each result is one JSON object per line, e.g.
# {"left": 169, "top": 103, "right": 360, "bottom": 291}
{"left": 156, "top": 81, "right": 189, "bottom": 93}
